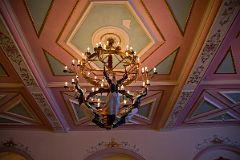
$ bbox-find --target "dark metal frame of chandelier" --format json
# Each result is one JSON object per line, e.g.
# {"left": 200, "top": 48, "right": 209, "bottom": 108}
{"left": 63, "top": 38, "right": 156, "bottom": 129}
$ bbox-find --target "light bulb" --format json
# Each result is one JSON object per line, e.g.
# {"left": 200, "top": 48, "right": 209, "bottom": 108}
{"left": 64, "top": 82, "right": 68, "bottom": 87}
{"left": 154, "top": 67, "right": 157, "bottom": 73}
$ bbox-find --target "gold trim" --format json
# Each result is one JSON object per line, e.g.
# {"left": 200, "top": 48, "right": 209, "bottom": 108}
{"left": 43, "top": 49, "right": 74, "bottom": 76}
{"left": 23, "top": 0, "right": 54, "bottom": 37}
{"left": 165, "top": 0, "right": 195, "bottom": 36}
{"left": 215, "top": 47, "right": 237, "bottom": 74}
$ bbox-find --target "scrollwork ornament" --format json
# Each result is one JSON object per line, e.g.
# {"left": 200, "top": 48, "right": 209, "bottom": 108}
{"left": 0, "top": 33, "right": 37, "bottom": 86}
{"left": 196, "top": 135, "right": 240, "bottom": 152}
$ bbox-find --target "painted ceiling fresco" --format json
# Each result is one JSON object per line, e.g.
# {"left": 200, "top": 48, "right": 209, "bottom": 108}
{"left": 0, "top": 0, "right": 239, "bottom": 131}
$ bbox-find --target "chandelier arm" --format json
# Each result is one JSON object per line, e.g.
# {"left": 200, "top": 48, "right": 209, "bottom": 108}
{"left": 86, "top": 88, "right": 110, "bottom": 101}
{"left": 103, "top": 66, "right": 112, "bottom": 84}
{"left": 132, "top": 86, "right": 148, "bottom": 108}
{"left": 118, "top": 90, "right": 133, "bottom": 101}
{"left": 117, "top": 68, "right": 128, "bottom": 85}
{"left": 113, "top": 87, "right": 148, "bottom": 128}
{"left": 122, "top": 72, "right": 138, "bottom": 86}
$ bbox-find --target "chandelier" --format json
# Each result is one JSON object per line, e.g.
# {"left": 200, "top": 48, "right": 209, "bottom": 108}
{"left": 63, "top": 38, "right": 157, "bottom": 129}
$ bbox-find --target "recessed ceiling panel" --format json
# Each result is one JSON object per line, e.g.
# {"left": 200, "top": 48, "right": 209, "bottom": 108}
{"left": 0, "top": 64, "right": 7, "bottom": 76}
{"left": 25, "top": 0, "right": 52, "bottom": 34}
{"left": 207, "top": 113, "right": 237, "bottom": 121}
{"left": 138, "top": 101, "right": 153, "bottom": 118}
{"left": 191, "top": 100, "right": 219, "bottom": 117}
{"left": 221, "top": 91, "right": 240, "bottom": 104}
{"left": 44, "top": 50, "right": 74, "bottom": 76}
{"left": 166, "top": 0, "right": 194, "bottom": 33}
{"left": 71, "top": 101, "right": 86, "bottom": 120}
{"left": 0, "top": 116, "right": 21, "bottom": 124}
{"left": 215, "top": 49, "right": 236, "bottom": 74}
{"left": 70, "top": 2, "right": 152, "bottom": 53}
{"left": 8, "top": 102, "right": 33, "bottom": 119}
{"left": 153, "top": 48, "right": 178, "bottom": 74}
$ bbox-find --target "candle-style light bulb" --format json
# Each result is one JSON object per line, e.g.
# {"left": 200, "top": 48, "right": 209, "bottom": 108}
{"left": 72, "top": 59, "right": 75, "bottom": 65}
{"left": 87, "top": 72, "right": 90, "bottom": 76}
{"left": 126, "top": 45, "right": 129, "bottom": 50}
{"left": 142, "top": 81, "right": 145, "bottom": 87}
{"left": 72, "top": 79, "right": 75, "bottom": 84}
{"left": 92, "top": 87, "right": 95, "bottom": 92}
{"left": 64, "top": 66, "right": 68, "bottom": 72}
{"left": 141, "top": 67, "right": 145, "bottom": 73}
{"left": 87, "top": 47, "right": 90, "bottom": 52}
{"left": 124, "top": 99, "right": 127, "bottom": 104}
{"left": 101, "top": 83, "right": 103, "bottom": 87}
{"left": 137, "top": 57, "right": 140, "bottom": 63}
{"left": 97, "top": 102, "right": 100, "bottom": 107}
{"left": 146, "top": 79, "right": 150, "bottom": 85}
{"left": 126, "top": 52, "right": 128, "bottom": 57}
{"left": 64, "top": 82, "right": 68, "bottom": 88}
{"left": 121, "top": 85, "right": 124, "bottom": 90}
{"left": 153, "top": 67, "right": 157, "bottom": 74}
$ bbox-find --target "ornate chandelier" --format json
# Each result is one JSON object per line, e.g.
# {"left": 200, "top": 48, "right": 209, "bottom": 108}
{"left": 63, "top": 38, "right": 157, "bottom": 129}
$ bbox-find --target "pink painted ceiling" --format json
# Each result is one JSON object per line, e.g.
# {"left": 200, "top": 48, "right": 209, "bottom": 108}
{"left": 0, "top": 0, "right": 239, "bottom": 131}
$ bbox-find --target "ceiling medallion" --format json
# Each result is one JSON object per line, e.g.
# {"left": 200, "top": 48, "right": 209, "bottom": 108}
{"left": 92, "top": 26, "right": 129, "bottom": 52}
{"left": 63, "top": 37, "right": 157, "bottom": 129}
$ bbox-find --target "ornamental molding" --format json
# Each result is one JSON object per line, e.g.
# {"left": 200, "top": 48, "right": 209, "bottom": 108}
{"left": 0, "top": 32, "right": 37, "bottom": 87}
{"left": 196, "top": 134, "right": 240, "bottom": 152}
{"left": 0, "top": 138, "right": 33, "bottom": 158}
{"left": 0, "top": 31, "right": 63, "bottom": 130}
{"left": 165, "top": 0, "right": 240, "bottom": 128}
{"left": 32, "top": 92, "right": 62, "bottom": 130}
{"left": 86, "top": 138, "right": 141, "bottom": 155}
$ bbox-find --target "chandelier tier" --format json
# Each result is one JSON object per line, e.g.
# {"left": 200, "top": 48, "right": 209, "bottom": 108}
{"left": 64, "top": 38, "right": 157, "bottom": 129}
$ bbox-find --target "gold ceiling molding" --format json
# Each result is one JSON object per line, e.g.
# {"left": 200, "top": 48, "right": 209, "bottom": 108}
{"left": 91, "top": 26, "right": 129, "bottom": 52}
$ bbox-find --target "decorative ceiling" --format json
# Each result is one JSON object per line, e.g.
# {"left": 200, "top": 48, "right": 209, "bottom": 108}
{"left": 0, "top": 0, "right": 239, "bottom": 131}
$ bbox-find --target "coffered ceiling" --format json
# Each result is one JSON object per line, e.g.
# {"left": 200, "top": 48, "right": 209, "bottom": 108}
{"left": 0, "top": 0, "right": 239, "bottom": 131}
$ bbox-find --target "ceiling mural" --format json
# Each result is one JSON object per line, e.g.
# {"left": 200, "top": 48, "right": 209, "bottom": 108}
{"left": 0, "top": 0, "right": 239, "bottom": 131}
